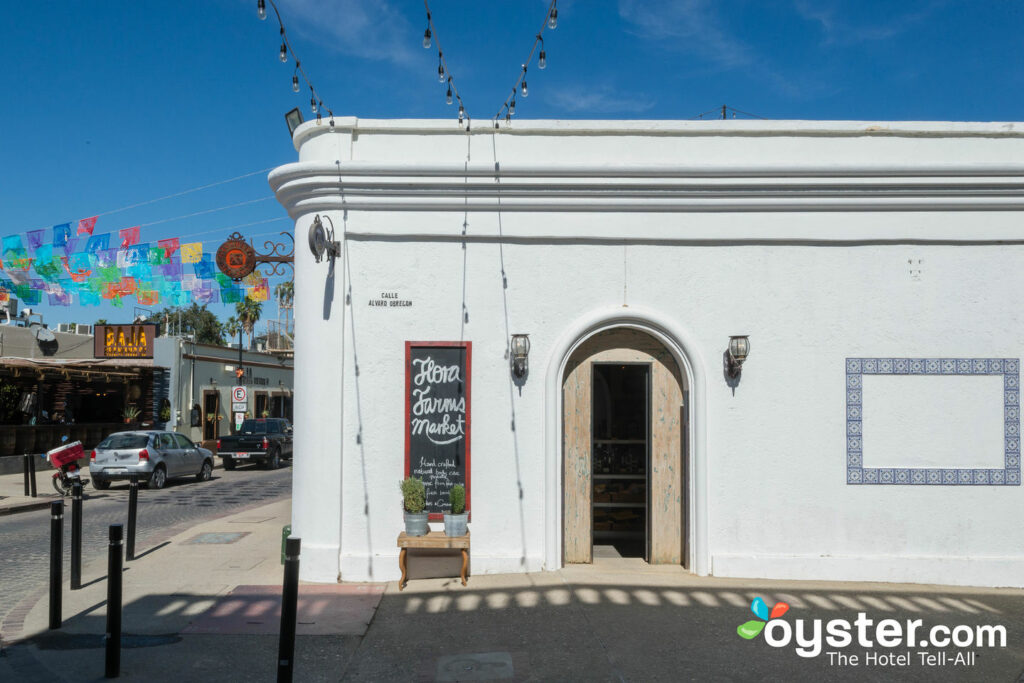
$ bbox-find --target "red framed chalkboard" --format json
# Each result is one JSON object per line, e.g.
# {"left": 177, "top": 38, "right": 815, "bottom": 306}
{"left": 404, "top": 341, "right": 471, "bottom": 520}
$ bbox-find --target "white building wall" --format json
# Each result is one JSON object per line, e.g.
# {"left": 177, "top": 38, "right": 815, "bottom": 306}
{"left": 273, "top": 119, "right": 1024, "bottom": 587}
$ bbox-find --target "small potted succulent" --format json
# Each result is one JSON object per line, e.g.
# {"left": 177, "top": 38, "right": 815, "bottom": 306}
{"left": 400, "top": 476, "right": 428, "bottom": 536}
{"left": 444, "top": 484, "right": 468, "bottom": 537}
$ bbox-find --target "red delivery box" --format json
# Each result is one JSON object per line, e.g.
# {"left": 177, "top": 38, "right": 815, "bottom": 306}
{"left": 47, "top": 441, "right": 84, "bottom": 468}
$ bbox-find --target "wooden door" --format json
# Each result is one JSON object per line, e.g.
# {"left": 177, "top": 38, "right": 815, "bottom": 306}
{"left": 563, "top": 329, "right": 685, "bottom": 565}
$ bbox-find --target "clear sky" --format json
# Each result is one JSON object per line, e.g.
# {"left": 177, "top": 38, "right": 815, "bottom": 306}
{"left": 3, "top": 0, "right": 1022, "bottom": 328}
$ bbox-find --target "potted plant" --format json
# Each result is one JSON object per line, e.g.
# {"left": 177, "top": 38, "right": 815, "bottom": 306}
{"left": 444, "top": 484, "right": 468, "bottom": 537}
{"left": 123, "top": 405, "right": 141, "bottom": 424}
{"left": 400, "top": 476, "right": 428, "bottom": 536}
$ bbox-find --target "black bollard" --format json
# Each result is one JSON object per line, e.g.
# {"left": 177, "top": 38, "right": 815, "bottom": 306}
{"left": 105, "top": 524, "right": 123, "bottom": 679}
{"left": 29, "top": 454, "right": 37, "bottom": 497}
{"left": 277, "top": 536, "right": 301, "bottom": 683}
{"left": 71, "top": 482, "right": 83, "bottom": 590}
{"left": 48, "top": 501, "right": 63, "bottom": 630}
{"left": 23, "top": 455, "right": 30, "bottom": 496}
{"left": 126, "top": 475, "right": 138, "bottom": 561}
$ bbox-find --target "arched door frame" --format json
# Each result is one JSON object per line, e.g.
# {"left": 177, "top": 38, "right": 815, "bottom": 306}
{"left": 544, "top": 306, "right": 709, "bottom": 575}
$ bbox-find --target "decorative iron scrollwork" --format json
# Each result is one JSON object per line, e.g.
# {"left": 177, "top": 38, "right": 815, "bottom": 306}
{"left": 255, "top": 231, "right": 296, "bottom": 277}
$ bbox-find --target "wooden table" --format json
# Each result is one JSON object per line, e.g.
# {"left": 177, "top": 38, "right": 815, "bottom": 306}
{"left": 396, "top": 530, "right": 470, "bottom": 590}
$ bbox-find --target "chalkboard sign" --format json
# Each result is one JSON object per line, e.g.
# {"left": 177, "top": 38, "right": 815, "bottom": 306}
{"left": 405, "top": 341, "right": 472, "bottom": 520}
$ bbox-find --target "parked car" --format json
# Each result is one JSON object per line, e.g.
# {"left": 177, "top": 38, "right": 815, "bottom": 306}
{"left": 89, "top": 431, "right": 214, "bottom": 490}
{"left": 217, "top": 418, "right": 293, "bottom": 470}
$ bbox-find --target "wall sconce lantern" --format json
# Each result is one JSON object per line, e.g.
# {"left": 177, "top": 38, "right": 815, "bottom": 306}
{"left": 307, "top": 214, "right": 340, "bottom": 263}
{"left": 726, "top": 335, "right": 750, "bottom": 378}
{"left": 511, "top": 334, "right": 531, "bottom": 379}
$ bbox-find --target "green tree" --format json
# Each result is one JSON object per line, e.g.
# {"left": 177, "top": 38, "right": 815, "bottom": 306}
{"left": 235, "top": 298, "right": 263, "bottom": 349}
{"left": 224, "top": 315, "right": 241, "bottom": 339}
{"left": 95, "top": 318, "right": 108, "bottom": 325}
{"left": 155, "top": 303, "right": 225, "bottom": 345}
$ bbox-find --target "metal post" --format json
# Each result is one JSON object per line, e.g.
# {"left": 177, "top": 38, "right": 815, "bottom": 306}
{"left": 126, "top": 475, "right": 138, "bottom": 562}
{"left": 277, "top": 536, "right": 301, "bottom": 683}
{"left": 105, "top": 524, "right": 123, "bottom": 679}
{"left": 23, "top": 455, "right": 30, "bottom": 496}
{"left": 29, "top": 454, "right": 37, "bottom": 497}
{"left": 48, "top": 500, "right": 63, "bottom": 630}
{"left": 71, "top": 483, "right": 83, "bottom": 590}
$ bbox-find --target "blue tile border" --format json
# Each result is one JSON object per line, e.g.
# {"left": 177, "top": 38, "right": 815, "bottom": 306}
{"left": 846, "top": 358, "right": 1020, "bottom": 486}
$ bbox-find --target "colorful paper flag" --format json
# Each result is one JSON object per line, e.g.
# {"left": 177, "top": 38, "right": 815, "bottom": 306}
{"left": 2, "top": 235, "right": 24, "bottom": 255}
{"left": 53, "top": 223, "right": 73, "bottom": 248}
{"left": 147, "top": 247, "right": 169, "bottom": 266}
{"left": 157, "top": 238, "right": 180, "bottom": 260}
{"left": 193, "top": 254, "right": 214, "bottom": 279}
{"left": 26, "top": 230, "right": 47, "bottom": 251}
{"left": 119, "top": 226, "right": 140, "bottom": 248}
{"left": 77, "top": 216, "right": 97, "bottom": 236}
{"left": 85, "top": 233, "right": 110, "bottom": 254}
{"left": 180, "top": 242, "right": 202, "bottom": 264}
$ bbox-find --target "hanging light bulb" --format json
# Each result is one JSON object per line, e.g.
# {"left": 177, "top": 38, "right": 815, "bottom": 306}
{"left": 292, "top": 75, "right": 300, "bottom": 92}
{"left": 279, "top": 28, "right": 287, "bottom": 62}
{"left": 446, "top": 84, "right": 453, "bottom": 105}
{"left": 438, "top": 57, "right": 445, "bottom": 83}
{"left": 257, "top": 0, "right": 266, "bottom": 20}
{"left": 311, "top": 92, "right": 318, "bottom": 114}
{"left": 423, "top": 28, "right": 431, "bottom": 49}
{"left": 538, "top": 49, "right": 547, "bottom": 69}
{"left": 509, "top": 97, "right": 516, "bottom": 116}
{"left": 521, "top": 66, "right": 528, "bottom": 97}
{"left": 458, "top": 104, "right": 465, "bottom": 124}
{"left": 548, "top": 7, "right": 558, "bottom": 29}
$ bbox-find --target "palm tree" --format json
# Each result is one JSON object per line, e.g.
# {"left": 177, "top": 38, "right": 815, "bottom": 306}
{"left": 235, "top": 298, "right": 263, "bottom": 349}
{"left": 224, "top": 315, "right": 241, "bottom": 339}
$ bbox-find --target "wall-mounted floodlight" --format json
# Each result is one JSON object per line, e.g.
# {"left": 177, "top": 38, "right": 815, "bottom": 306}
{"left": 307, "top": 214, "right": 340, "bottom": 263}
{"left": 285, "top": 107, "right": 304, "bottom": 137}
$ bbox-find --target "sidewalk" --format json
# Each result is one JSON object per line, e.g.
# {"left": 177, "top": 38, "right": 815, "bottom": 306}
{"left": 0, "top": 458, "right": 61, "bottom": 516}
{"left": 2, "top": 495, "right": 1024, "bottom": 682}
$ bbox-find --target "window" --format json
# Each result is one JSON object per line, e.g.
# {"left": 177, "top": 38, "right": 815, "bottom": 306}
{"left": 159, "top": 433, "right": 175, "bottom": 450}
{"left": 267, "top": 421, "right": 281, "bottom": 434}
{"left": 98, "top": 433, "right": 150, "bottom": 449}
{"left": 174, "top": 433, "right": 194, "bottom": 449}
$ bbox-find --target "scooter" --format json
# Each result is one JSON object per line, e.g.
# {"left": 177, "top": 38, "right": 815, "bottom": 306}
{"left": 47, "top": 436, "right": 89, "bottom": 496}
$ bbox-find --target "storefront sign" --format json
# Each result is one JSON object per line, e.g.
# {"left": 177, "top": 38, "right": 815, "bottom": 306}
{"left": 93, "top": 324, "right": 157, "bottom": 359}
{"left": 216, "top": 237, "right": 256, "bottom": 280}
{"left": 405, "top": 341, "right": 471, "bottom": 519}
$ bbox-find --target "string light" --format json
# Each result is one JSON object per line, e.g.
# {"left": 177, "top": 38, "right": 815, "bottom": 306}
{"left": 423, "top": 1, "right": 470, "bottom": 128}
{"left": 492, "top": 0, "right": 557, "bottom": 123}
{"left": 258, "top": 1, "right": 334, "bottom": 123}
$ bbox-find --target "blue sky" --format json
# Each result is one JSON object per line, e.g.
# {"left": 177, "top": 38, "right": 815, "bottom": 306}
{"left": 3, "top": 0, "right": 1022, "bottom": 328}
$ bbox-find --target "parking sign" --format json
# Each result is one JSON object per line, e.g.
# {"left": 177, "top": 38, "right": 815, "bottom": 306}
{"left": 232, "top": 386, "right": 247, "bottom": 403}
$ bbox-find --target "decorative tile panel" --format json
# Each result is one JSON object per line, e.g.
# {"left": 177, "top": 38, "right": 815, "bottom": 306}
{"left": 846, "top": 358, "right": 1020, "bottom": 486}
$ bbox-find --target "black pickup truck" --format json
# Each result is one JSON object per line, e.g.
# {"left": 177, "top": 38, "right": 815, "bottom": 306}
{"left": 217, "top": 418, "right": 293, "bottom": 470}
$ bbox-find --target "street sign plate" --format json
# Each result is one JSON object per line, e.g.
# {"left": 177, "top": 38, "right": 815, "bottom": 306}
{"left": 232, "top": 402, "right": 247, "bottom": 411}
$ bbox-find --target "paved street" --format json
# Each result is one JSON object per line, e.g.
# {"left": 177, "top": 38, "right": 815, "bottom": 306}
{"left": 0, "top": 463, "right": 291, "bottom": 639}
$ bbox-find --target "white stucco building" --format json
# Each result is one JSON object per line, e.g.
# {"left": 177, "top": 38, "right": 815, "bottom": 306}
{"left": 270, "top": 118, "right": 1024, "bottom": 588}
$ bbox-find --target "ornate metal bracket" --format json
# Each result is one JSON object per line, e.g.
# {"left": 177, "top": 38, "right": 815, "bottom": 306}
{"left": 254, "top": 231, "right": 295, "bottom": 277}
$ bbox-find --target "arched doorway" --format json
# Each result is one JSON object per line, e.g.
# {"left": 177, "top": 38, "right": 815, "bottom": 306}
{"left": 563, "top": 328, "right": 687, "bottom": 565}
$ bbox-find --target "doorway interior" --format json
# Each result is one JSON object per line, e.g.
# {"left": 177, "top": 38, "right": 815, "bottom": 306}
{"left": 592, "top": 363, "right": 649, "bottom": 559}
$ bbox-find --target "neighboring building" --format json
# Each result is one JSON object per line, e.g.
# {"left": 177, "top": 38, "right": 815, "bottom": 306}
{"left": 154, "top": 337, "right": 293, "bottom": 450}
{"left": 272, "top": 118, "right": 1024, "bottom": 588}
{"left": 0, "top": 311, "right": 168, "bottom": 467}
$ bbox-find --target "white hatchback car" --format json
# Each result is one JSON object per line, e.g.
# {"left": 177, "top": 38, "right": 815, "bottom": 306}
{"left": 89, "top": 431, "right": 214, "bottom": 490}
